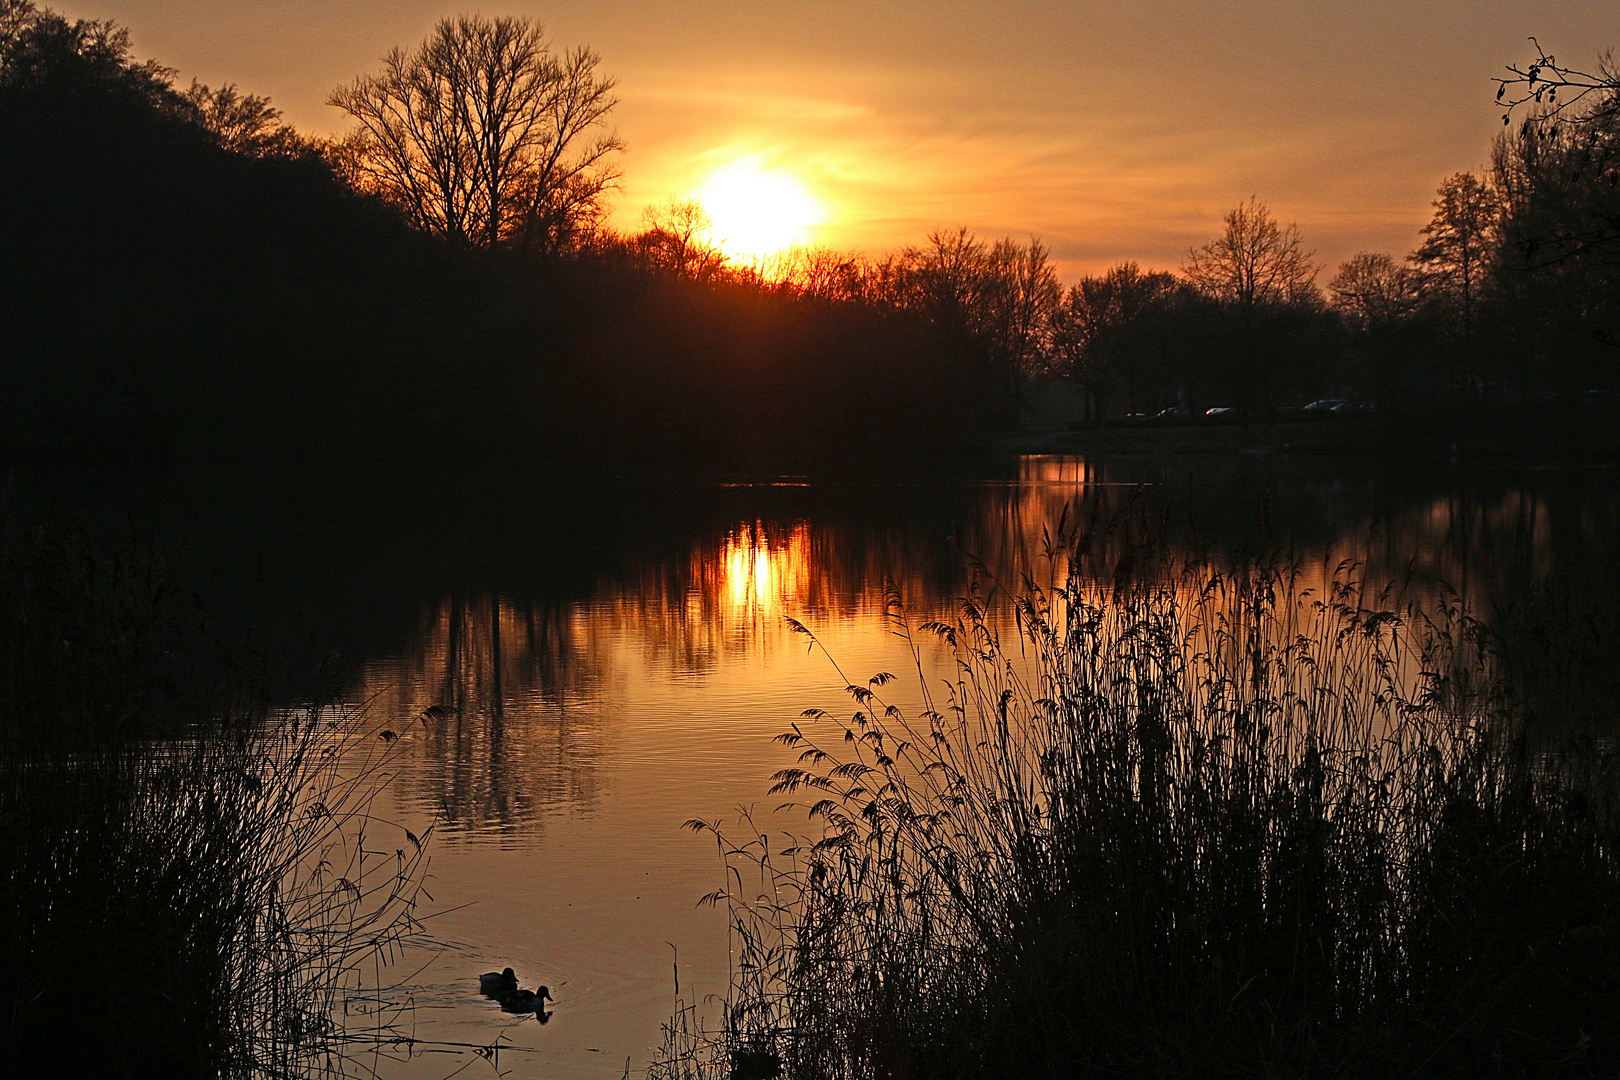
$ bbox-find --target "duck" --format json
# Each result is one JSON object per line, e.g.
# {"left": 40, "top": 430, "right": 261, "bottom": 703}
{"left": 499, "top": 985, "right": 553, "bottom": 1013}
{"left": 479, "top": 967, "right": 519, "bottom": 995}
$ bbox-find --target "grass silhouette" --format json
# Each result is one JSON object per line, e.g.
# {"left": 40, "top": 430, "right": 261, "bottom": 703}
{"left": 0, "top": 526, "right": 433, "bottom": 1077}
{"left": 657, "top": 506, "right": 1620, "bottom": 1079}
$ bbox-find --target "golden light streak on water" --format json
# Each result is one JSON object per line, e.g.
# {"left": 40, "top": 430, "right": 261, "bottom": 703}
{"left": 333, "top": 455, "right": 1613, "bottom": 1078}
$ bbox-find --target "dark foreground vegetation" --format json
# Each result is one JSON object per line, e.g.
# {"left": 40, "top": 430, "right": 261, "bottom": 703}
{"left": 659, "top": 510, "right": 1620, "bottom": 1079}
{"left": 0, "top": 526, "right": 429, "bottom": 1078}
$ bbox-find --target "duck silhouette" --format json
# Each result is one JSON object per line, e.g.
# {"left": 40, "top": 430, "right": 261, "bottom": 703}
{"left": 479, "top": 967, "right": 519, "bottom": 995}
{"left": 499, "top": 985, "right": 553, "bottom": 1014}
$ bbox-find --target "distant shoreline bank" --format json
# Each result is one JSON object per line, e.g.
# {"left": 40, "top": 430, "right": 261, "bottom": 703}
{"left": 1000, "top": 411, "right": 1620, "bottom": 465}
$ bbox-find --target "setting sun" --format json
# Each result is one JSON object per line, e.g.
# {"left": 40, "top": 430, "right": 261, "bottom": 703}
{"left": 697, "top": 160, "right": 824, "bottom": 259}
{"left": 11, "top": 3, "right": 1620, "bottom": 1076}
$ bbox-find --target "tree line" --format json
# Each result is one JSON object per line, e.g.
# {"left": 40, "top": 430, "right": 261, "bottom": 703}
{"left": 702, "top": 130, "right": 1616, "bottom": 423}
{"left": 3, "top": 0, "right": 1615, "bottom": 462}
{"left": 0, "top": 1, "right": 988, "bottom": 481}
{"left": 304, "top": 10, "right": 1618, "bottom": 426}
{"left": 611, "top": 58, "right": 1620, "bottom": 426}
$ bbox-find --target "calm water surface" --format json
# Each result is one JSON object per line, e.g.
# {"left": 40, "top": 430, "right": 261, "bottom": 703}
{"left": 322, "top": 453, "right": 1615, "bottom": 1079}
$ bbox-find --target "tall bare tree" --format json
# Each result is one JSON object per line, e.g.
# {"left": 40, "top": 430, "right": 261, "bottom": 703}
{"left": 983, "top": 236, "right": 1061, "bottom": 390}
{"left": 1183, "top": 198, "right": 1320, "bottom": 410}
{"left": 329, "top": 15, "right": 621, "bottom": 251}
{"left": 1410, "top": 172, "right": 1500, "bottom": 352}
{"left": 1183, "top": 197, "right": 1319, "bottom": 313}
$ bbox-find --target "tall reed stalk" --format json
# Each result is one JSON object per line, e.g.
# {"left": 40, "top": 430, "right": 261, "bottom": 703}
{"left": 657, "top": 508, "right": 1620, "bottom": 1079}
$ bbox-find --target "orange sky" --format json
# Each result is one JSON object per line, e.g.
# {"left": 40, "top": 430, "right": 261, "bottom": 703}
{"left": 58, "top": 1, "right": 1617, "bottom": 280}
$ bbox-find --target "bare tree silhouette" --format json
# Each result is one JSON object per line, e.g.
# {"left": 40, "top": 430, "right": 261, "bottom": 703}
{"left": 1183, "top": 197, "right": 1319, "bottom": 313}
{"left": 1409, "top": 172, "right": 1501, "bottom": 373}
{"left": 631, "top": 197, "right": 721, "bottom": 279}
{"left": 1183, "top": 198, "right": 1321, "bottom": 411}
{"left": 329, "top": 15, "right": 621, "bottom": 251}
{"left": 1328, "top": 253, "right": 1422, "bottom": 330}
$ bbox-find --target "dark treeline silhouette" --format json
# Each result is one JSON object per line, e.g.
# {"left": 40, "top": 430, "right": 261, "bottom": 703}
{"left": 0, "top": 3, "right": 989, "bottom": 492}
{"left": 610, "top": 68, "right": 1618, "bottom": 446}
{"left": 0, "top": 3, "right": 479, "bottom": 471}
{"left": 1008, "top": 147, "right": 1616, "bottom": 431}
{"left": 1027, "top": 54, "right": 1620, "bottom": 436}
{"left": 10, "top": 2, "right": 1607, "bottom": 486}
{"left": 605, "top": 49, "right": 1617, "bottom": 443}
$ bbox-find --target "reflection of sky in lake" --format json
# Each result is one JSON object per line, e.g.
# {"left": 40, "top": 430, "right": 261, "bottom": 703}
{"left": 345, "top": 455, "right": 1617, "bottom": 1079}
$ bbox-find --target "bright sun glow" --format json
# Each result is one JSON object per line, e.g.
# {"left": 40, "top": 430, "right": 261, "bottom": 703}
{"left": 697, "top": 160, "right": 824, "bottom": 260}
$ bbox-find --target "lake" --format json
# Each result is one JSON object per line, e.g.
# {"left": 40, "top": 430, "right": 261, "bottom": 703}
{"left": 240, "top": 448, "right": 1617, "bottom": 1079}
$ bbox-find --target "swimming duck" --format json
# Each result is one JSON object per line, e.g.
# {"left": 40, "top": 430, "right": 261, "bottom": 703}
{"left": 479, "top": 967, "right": 519, "bottom": 995}
{"left": 500, "top": 985, "right": 553, "bottom": 1013}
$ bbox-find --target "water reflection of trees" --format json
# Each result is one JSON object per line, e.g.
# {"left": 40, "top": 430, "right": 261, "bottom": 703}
{"left": 355, "top": 457, "right": 1615, "bottom": 832}
{"left": 355, "top": 595, "right": 610, "bottom": 835}
{"left": 350, "top": 519, "right": 966, "bottom": 833}
{"left": 969, "top": 456, "right": 1614, "bottom": 603}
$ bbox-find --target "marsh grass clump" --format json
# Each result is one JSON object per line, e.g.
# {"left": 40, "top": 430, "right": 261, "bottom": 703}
{"left": 658, "top": 509, "right": 1620, "bottom": 1080}
{"left": 0, "top": 526, "right": 431, "bottom": 1078}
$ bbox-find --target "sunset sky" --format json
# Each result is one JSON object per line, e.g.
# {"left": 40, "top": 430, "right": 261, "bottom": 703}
{"left": 57, "top": 1, "right": 1616, "bottom": 279}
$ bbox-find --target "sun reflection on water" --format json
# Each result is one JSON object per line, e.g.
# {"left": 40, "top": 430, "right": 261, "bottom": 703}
{"left": 720, "top": 521, "right": 812, "bottom": 619}
{"left": 331, "top": 454, "right": 1615, "bottom": 1080}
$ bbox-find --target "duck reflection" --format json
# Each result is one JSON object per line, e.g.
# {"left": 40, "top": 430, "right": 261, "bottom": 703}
{"left": 497, "top": 985, "right": 552, "bottom": 1014}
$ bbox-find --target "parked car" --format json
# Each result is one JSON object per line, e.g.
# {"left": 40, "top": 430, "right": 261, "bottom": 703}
{"left": 1205, "top": 406, "right": 1238, "bottom": 417}
{"left": 1303, "top": 398, "right": 1349, "bottom": 413}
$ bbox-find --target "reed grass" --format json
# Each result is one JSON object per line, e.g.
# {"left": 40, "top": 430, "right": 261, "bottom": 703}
{"left": 655, "top": 507, "right": 1620, "bottom": 1079}
{"left": 0, "top": 526, "right": 432, "bottom": 1078}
